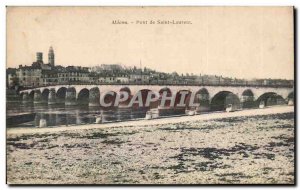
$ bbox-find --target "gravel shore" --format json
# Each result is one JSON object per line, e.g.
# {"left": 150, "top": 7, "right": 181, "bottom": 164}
{"left": 7, "top": 106, "right": 294, "bottom": 184}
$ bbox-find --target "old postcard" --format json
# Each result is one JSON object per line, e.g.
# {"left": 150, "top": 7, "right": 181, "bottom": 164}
{"left": 6, "top": 6, "right": 294, "bottom": 184}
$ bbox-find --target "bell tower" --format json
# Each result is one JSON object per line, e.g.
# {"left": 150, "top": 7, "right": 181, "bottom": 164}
{"left": 48, "top": 46, "right": 55, "bottom": 66}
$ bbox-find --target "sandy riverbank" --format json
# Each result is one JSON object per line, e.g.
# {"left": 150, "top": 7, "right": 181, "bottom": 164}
{"left": 7, "top": 105, "right": 294, "bottom": 135}
{"left": 7, "top": 105, "right": 294, "bottom": 184}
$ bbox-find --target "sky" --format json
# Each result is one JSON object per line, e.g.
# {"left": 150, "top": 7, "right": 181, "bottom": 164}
{"left": 6, "top": 7, "right": 294, "bottom": 79}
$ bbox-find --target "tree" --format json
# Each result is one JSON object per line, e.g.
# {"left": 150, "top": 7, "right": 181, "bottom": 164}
{"left": 171, "top": 72, "right": 179, "bottom": 77}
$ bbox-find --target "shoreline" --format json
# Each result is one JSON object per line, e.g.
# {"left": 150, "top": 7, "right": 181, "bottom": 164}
{"left": 7, "top": 105, "right": 294, "bottom": 184}
{"left": 7, "top": 105, "right": 294, "bottom": 135}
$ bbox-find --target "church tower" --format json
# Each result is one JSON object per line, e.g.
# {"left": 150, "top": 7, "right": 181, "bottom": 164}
{"left": 48, "top": 46, "right": 55, "bottom": 66}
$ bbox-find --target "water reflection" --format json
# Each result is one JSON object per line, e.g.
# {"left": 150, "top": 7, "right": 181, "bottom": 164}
{"left": 6, "top": 101, "right": 150, "bottom": 128}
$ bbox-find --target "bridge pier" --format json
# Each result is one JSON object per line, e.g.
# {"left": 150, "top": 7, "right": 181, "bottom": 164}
{"left": 48, "top": 88, "right": 56, "bottom": 105}
{"left": 75, "top": 110, "right": 82, "bottom": 124}
{"left": 95, "top": 116, "right": 102, "bottom": 124}
{"left": 197, "top": 99, "right": 210, "bottom": 112}
{"left": 48, "top": 112, "right": 56, "bottom": 126}
{"left": 259, "top": 101, "right": 265, "bottom": 108}
{"left": 89, "top": 87, "right": 100, "bottom": 106}
{"left": 65, "top": 87, "right": 77, "bottom": 106}
{"left": 22, "top": 92, "right": 31, "bottom": 103}
{"left": 287, "top": 92, "right": 294, "bottom": 106}
{"left": 242, "top": 96, "right": 255, "bottom": 109}
{"left": 39, "top": 118, "right": 47, "bottom": 128}
{"left": 194, "top": 90, "right": 210, "bottom": 112}
{"left": 198, "top": 104, "right": 210, "bottom": 112}
{"left": 158, "top": 106, "right": 174, "bottom": 116}
{"left": 288, "top": 98, "right": 294, "bottom": 106}
{"left": 34, "top": 90, "right": 43, "bottom": 104}
{"left": 118, "top": 107, "right": 132, "bottom": 120}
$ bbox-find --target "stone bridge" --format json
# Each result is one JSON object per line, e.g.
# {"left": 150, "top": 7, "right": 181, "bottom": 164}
{"left": 20, "top": 84, "right": 294, "bottom": 111}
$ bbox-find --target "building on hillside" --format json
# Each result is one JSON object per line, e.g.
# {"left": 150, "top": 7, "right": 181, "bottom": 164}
{"left": 98, "top": 73, "right": 116, "bottom": 83}
{"left": 16, "top": 64, "right": 43, "bottom": 87}
{"left": 41, "top": 70, "right": 58, "bottom": 86}
{"left": 57, "top": 66, "right": 90, "bottom": 84}
{"left": 129, "top": 72, "right": 150, "bottom": 84}
{"left": 13, "top": 47, "right": 56, "bottom": 88}
{"left": 6, "top": 68, "right": 17, "bottom": 88}
{"left": 99, "top": 64, "right": 123, "bottom": 71}
{"left": 115, "top": 73, "right": 129, "bottom": 83}
{"left": 88, "top": 72, "right": 99, "bottom": 84}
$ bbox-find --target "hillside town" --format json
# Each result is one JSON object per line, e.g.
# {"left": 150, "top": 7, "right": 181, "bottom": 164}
{"left": 6, "top": 46, "right": 294, "bottom": 90}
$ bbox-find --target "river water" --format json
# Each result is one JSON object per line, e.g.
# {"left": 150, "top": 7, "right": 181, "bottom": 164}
{"left": 6, "top": 101, "right": 152, "bottom": 128}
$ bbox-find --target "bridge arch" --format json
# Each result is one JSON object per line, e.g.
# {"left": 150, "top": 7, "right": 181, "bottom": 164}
{"left": 29, "top": 90, "right": 35, "bottom": 100}
{"left": 20, "top": 92, "right": 31, "bottom": 103}
{"left": 174, "top": 90, "right": 192, "bottom": 108}
{"left": 130, "top": 89, "right": 157, "bottom": 109}
{"left": 211, "top": 91, "right": 241, "bottom": 111}
{"left": 120, "top": 86, "right": 132, "bottom": 97}
{"left": 288, "top": 91, "right": 294, "bottom": 100}
{"left": 41, "top": 88, "right": 50, "bottom": 102}
{"left": 56, "top": 87, "right": 67, "bottom": 103}
{"left": 33, "top": 89, "right": 43, "bottom": 103}
{"left": 173, "top": 90, "right": 192, "bottom": 115}
{"left": 256, "top": 92, "right": 285, "bottom": 107}
{"left": 242, "top": 89, "right": 255, "bottom": 108}
{"left": 20, "top": 92, "right": 24, "bottom": 98}
{"left": 159, "top": 87, "right": 172, "bottom": 95}
{"left": 119, "top": 86, "right": 132, "bottom": 107}
{"left": 195, "top": 88, "right": 210, "bottom": 112}
{"left": 77, "top": 88, "right": 89, "bottom": 105}
{"left": 159, "top": 87, "right": 172, "bottom": 107}
{"left": 101, "top": 90, "right": 117, "bottom": 108}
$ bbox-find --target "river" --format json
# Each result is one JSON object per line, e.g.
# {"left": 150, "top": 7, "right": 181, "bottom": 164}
{"left": 6, "top": 100, "right": 152, "bottom": 128}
